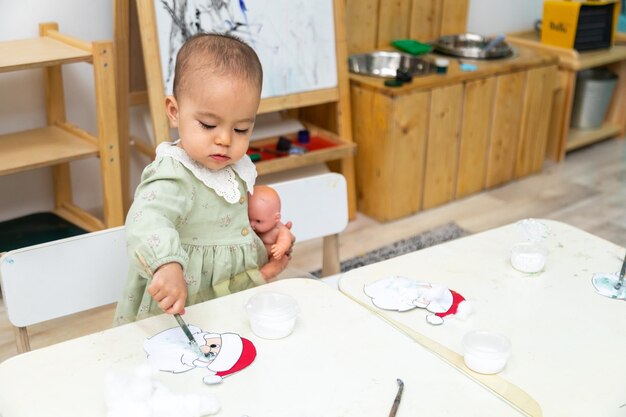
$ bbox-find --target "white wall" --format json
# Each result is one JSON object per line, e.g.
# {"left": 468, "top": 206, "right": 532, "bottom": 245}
{"left": 467, "top": 0, "right": 544, "bottom": 35}
{"left": 0, "top": 0, "right": 544, "bottom": 223}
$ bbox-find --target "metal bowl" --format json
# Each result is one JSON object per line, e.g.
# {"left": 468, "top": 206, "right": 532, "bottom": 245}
{"left": 432, "top": 33, "right": 514, "bottom": 59}
{"left": 348, "top": 51, "right": 434, "bottom": 78}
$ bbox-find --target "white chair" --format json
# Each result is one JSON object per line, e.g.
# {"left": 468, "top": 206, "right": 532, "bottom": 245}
{"left": 0, "top": 172, "right": 348, "bottom": 353}
{"left": 270, "top": 172, "right": 348, "bottom": 277}
{"left": 0, "top": 226, "right": 128, "bottom": 353}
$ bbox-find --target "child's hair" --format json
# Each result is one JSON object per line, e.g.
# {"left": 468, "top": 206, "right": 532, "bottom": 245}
{"left": 173, "top": 32, "right": 263, "bottom": 97}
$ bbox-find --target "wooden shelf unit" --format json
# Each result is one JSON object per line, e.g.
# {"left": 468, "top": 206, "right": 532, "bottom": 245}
{"left": 0, "top": 23, "right": 124, "bottom": 231}
{"left": 507, "top": 30, "right": 626, "bottom": 162}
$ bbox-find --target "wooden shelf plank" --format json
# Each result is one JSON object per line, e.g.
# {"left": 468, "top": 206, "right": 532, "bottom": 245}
{"left": 567, "top": 121, "right": 621, "bottom": 151}
{"left": 255, "top": 142, "right": 356, "bottom": 175}
{"left": 507, "top": 30, "right": 626, "bottom": 71}
{"left": 0, "top": 37, "right": 91, "bottom": 73}
{"left": 258, "top": 88, "right": 340, "bottom": 114}
{"left": 0, "top": 126, "right": 99, "bottom": 175}
{"left": 252, "top": 125, "right": 356, "bottom": 175}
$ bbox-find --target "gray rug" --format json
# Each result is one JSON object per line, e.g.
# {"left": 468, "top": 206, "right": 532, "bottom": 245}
{"left": 310, "top": 222, "right": 468, "bottom": 277}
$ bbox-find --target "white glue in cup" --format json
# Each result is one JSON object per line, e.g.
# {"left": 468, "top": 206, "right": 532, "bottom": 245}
{"left": 510, "top": 242, "right": 547, "bottom": 273}
{"left": 245, "top": 292, "right": 299, "bottom": 339}
{"left": 462, "top": 330, "right": 511, "bottom": 374}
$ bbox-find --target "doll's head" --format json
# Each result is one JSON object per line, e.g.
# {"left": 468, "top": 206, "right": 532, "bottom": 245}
{"left": 165, "top": 33, "right": 263, "bottom": 170}
{"left": 248, "top": 185, "right": 282, "bottom": 234}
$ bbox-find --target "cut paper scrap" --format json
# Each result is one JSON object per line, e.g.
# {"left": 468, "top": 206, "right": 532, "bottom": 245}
{"left": 591, "top": 272, "right": 626, "bottom": 300}
{"left": 364, "top": 276, "right": 472, "bottom": 325}
{"left": 105, "top": 364, "right": 220, "bottom": 417}
{"left": 144, "top": 325, "right": 256, "bottom": 385}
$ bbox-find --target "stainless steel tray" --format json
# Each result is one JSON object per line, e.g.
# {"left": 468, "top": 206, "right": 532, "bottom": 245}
{"left": 348, "top": 51, "right": 434, "bottom": 78}
{"left": 432, "top": 33, "right": 514, "bottom": 59}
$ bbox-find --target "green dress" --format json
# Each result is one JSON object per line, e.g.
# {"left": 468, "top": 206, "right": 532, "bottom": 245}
{"left": 114, "top": 142, "right": 267, "bottom": 324}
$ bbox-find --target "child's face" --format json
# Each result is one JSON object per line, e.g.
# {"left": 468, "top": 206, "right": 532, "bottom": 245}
{"left": 166, "top": 72, "right": 260, "bottom": 170}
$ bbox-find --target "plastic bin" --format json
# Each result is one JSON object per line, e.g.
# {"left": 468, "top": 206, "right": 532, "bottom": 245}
{"left": 570, "top": 68, "right": 618, "bottom": 129}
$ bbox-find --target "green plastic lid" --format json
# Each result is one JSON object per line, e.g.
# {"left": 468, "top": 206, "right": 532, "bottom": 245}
{"left": 391, "top": 39, "right": 432, "bottom": 56}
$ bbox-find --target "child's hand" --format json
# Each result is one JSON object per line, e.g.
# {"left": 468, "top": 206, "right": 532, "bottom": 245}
{"left": 147, "top": 262, "right": 187, "bottom": 315}
{"left": 260, "top": 253, "right": 291, "bottom": 282}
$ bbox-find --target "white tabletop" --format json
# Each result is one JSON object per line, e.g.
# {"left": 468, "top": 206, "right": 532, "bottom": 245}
{"left": 339, "top": 220, "right": 626, "bottom": 417}
{"left": 0, "top": 278, "right": 529, "bottom": 417}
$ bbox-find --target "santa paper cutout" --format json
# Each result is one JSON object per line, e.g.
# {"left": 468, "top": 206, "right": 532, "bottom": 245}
{"left": 144, "top": 325, "right": 256, "bottom": 385}
{"left": 364, "top": 276, "right": 472, "bottom": 325}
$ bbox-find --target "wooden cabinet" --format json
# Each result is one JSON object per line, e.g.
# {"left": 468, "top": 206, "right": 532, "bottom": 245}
{"left": 0, "top": 23, "right": 124, "bottom": 231}
{"left": 350, "top": 46, "right": 558, "bottom": 221}
{"left": 507, "top": 30, "right": 626, "bottom": 162}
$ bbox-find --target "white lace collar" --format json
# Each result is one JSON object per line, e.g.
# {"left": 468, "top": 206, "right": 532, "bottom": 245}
{"left": 156, "top": 140, "right": 257, "bottom": 204}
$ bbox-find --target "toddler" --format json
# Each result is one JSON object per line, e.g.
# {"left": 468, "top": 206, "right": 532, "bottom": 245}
{"left": 248, "top": 185, "right": 293, "bottom": 260}
{"left": 115, "top": 33, "right": 291, "bottom": 324}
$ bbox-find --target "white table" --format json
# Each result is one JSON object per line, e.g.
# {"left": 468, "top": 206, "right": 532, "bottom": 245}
{"left": 0, "top": 278, "right": 528, "bottom": 417}
{"left": 339, "top": 220, "right": 626, "bottom": 417}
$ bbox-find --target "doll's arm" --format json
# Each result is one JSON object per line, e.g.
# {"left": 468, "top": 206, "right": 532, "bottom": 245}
{"left": 270, "top": 223, "right": 294, "bottom": 260}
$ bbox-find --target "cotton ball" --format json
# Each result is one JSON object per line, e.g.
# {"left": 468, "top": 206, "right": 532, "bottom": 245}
{"left": 150, "top": 388, "right": 220, "bottom": 417}
{"left": 105, "top": 365, "right": 220, "bottom": 417}
{"left": 105, "top": 367, "right": 154, "bottom": 417}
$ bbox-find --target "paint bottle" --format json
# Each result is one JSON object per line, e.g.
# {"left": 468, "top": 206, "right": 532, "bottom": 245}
{"left": 297, "top": 129, "right": 310, "bottom": 145}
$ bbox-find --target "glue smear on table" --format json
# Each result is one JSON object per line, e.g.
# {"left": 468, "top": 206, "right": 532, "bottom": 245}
{"left": 592, "top": 273, "right": 626, "bottom": 300}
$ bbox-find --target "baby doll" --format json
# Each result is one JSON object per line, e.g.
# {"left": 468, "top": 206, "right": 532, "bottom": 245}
{"left": 248, "top": 185, "right": 293, "bottom": 260}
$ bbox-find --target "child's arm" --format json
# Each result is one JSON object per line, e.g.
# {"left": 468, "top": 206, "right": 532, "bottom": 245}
{"left": 125, "top": 158, "right": 193, "bottom": 316}
{"left": 260, "top": 254, "right": 291, "bottom": 282}
{"left": 270, "top": 223, "right": 294, "bottom": 260}
{"left": 147, "top": 262, "right": 187, "bottom": 315}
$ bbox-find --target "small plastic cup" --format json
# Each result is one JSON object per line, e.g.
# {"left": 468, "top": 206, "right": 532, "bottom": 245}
{"left": 510, "top": 242, "right": 547, "bottom": 273}
{"left": 245, "top": 292, "right": 299, "bottom": 339}
{"left": 435, "top": 58, "right": 449, "bottom": 74}
{"left": 462, "top": 330, "right": 511, "bottom": 374}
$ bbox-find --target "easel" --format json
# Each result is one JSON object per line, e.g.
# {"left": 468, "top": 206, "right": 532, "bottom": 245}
{"left": 113, "top": 0, "right": 357, "bottom": 218}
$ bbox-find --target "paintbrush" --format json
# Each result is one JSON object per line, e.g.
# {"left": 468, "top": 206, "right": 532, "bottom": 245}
{"left": 135, "top": 252, "right": 208, "bottom": 357}
{"left": 614, "top": 251, "right": 626, "bottom": 290}
{"left": 173, "top": 313, "right": 206, "bottom": 357}
{"left": 388, "top": 378, "right": 404, "bottom": 417}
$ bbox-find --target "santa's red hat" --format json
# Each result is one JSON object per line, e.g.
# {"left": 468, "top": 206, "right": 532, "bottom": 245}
{"left": 202, "top": 333, "right": 256, "bottom": 384}
{"left": 426, "top": 290, "right": 471, "bottom": 325}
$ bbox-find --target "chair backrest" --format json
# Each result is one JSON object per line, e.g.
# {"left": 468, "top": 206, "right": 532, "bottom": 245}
{"left": 0, "top": 172, "right": 348, "bottom": 330}
{"left": 0, "top": 226, "right": 128, "bottom": 328}
{"left": 269, "top": 172, "right": 348, "bottom": 243}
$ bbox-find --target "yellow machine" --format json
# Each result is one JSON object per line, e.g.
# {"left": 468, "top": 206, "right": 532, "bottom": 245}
{"left": 542, "top": 0, "right": 621, "bottom": 50}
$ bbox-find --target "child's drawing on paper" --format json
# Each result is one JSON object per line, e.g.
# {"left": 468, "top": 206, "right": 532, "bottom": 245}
{"left": 364, "top": 276, "right": 472, "bottom": 325}
{"left": 154, "top": 0, "right": 338, "bottom": 97}
{"left": 144, "top": 326, "right": 256, "bottom": 384}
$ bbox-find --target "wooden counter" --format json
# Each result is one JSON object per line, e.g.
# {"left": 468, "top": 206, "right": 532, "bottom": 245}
{"left": 350, "top": 45, "right": 558, "bottom": 222}
{"left": 507, "top": 30, "right": 626, "bottom": 161}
